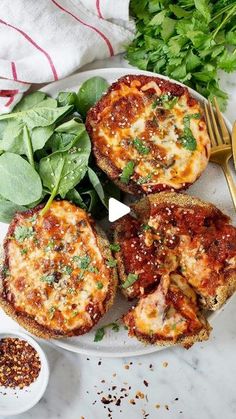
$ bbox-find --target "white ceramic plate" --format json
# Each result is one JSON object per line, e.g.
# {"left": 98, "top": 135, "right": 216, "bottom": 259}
{"left": 0, "top": 68, "right": 235, "bottom": 357}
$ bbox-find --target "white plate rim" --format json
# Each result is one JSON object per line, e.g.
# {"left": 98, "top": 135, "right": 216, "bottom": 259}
{"left": 15, "top": 67, "right": 233, "bottom": 357}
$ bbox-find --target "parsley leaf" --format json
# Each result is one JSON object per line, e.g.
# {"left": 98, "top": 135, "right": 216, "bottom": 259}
{"left": 122, "top": 273, "right": 139, "bottom": 289}
{"left": 94, "top": 327, "right": 105, "bottom": 342}
{"left": 14, "top": 226, "right": 34, "bottom": 242}
{"left": 109, "top": 243, "right": 121, "bottom": 252}
{"left": 127, "top": 0, "right": 236, "bottom": 109}
{"left": 94, "top": 322, "right": 120, "bottom": 342}
{"left": 40, "top": 274, "right": 55, "bottom": 285}
{"left": 133, "top": 138, "right": 150, "bottom": 155}
{"left": 106, "top": 258, "right": 117, "bottom": 268}
{"left": 120, "top": 161, "right": 135, "bottom": 184}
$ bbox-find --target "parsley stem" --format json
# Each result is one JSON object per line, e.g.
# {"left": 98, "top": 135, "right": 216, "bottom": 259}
{"left": 212, "top": 5, "right": 236, "bottom": 39}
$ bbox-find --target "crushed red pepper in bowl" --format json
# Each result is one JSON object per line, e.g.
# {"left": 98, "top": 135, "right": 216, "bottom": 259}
{"left": 0, "top": 337, "right": 41, "bottom": 389}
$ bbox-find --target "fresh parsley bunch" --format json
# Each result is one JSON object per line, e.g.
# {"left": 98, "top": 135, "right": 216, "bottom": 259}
{"left": 127, "top": 0, "right": 236, "bottom": 109}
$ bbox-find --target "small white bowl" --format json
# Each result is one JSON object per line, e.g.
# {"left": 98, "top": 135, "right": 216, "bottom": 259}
{"left": 0, "top": 330, "right": 49, "bottom": 416}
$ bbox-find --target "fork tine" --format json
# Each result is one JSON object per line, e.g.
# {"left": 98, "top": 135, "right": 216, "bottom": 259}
{"left": 213, "top": 97, "right": 231, "bottom": 144}
{"left": 204, "top": 102, "right": 217, "bottom": 148}
{"left": 208, "top": 100, "right": 222, "bottom": 145}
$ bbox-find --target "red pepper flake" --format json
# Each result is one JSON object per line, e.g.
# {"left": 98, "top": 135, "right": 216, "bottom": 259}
{"left": 143, "top": 380, "right": 149, "bottom": 387}
{"left": 129, "top": 399, "right": 136, "bottom": 405}
{"left": 0, "top": 337, "right": 41, "bottom": 389}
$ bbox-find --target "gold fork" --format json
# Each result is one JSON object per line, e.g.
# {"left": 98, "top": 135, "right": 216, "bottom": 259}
{"left": 204, "top": 97, "right": 236, "bottom": 211}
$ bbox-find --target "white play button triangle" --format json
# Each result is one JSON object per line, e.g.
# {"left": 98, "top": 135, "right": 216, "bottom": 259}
{"left": 108, "top": 198, "right": 130, "bottom": 222}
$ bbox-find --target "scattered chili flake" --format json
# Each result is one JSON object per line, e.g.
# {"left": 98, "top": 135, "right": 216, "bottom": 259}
{"left": 129, "top": 399, "right": 136, "bottom": 405}
{"left": 0, "top": 337, "right": 41, "bottom": 389}
{"left": 143, "top": 380, "right": 149, "bottom": 387}
{"left": 136, "top": 391, "right": 145, "bottom": 399}
{"left": 163, "top": 361, "right": 168, "bottom": 368}
{"left": 101, "top": 397, "right": 112, "bottom": 405}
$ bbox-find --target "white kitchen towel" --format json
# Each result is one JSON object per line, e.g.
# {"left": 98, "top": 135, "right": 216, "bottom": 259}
{"left": 0, "top": 0, "right": 134, "bottom": 113}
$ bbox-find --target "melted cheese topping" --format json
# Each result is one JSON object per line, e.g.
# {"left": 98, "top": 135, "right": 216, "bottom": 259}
{"left": 126, "top": 274, "right": 205, "bottom": 340}
{"left": 4, "top": 201, "right": 114, "bottom": 333}
{"left": 90, "top": 77, "right": 210, "bottom": 191}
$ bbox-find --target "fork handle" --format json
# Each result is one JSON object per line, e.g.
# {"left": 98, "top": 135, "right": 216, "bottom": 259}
{"left": 221, "top": 160, "right": 236, "bottom": 212}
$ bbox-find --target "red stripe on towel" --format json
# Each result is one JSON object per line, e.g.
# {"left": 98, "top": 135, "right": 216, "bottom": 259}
{"left": 51, "top": 0, "right": 114, "bottom": 56}
{"left": 0, "top": 19, "right": 58, "bottom": 81}
{"left": 96, "top": 0, "right": 103, "bottom": 19}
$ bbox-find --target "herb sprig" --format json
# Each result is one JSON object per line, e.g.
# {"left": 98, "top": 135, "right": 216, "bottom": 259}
{"left": 127, "top": 0, "right": 236, "bottom": 109}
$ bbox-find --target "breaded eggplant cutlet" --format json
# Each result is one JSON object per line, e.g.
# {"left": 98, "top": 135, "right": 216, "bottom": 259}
{"left": 0, "top": 201, "right": 118, "bottom": 339}
{"left": 86, "top": 75, "right": 210, "bottom": 195}
{"left": 114, "top": 192, "right": 236, "bottom": 347}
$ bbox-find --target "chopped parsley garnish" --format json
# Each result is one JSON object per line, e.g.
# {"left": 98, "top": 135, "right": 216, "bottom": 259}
{"left": 88, "top": 266, "right": 99, "bottom": 274}
{"left": 97, "top": 282, "right": 104, "bottom": 289}
{"left": 48, "top": 306, "right": 56, "bottom": 319}
{"left": 178, "top": 113, "right": 201, "bottom": 151}
{"left": 67, "top": 287, "right": 75, "bottom": 294}
{"left": 142, "top": 224, "right": 151, "bottom": 231}
{"left": 163, "top": 96, "right": 178, "bottom": 109}
{"left": 122, "top": 273, "right": 139, "bottom": 289}
{"left": 40, "top": 274, "right": 55, "bottom": 285}
{"left": 120, "top": 161, "right": 135, "bottom": 184}
{"left": 73, "top": 255, "right": 91, "bottom": 270}
{"left": 94, "top": 327, "right": 105, "bottom": 342}
{"left": 20, "top": 248, "right": 28, "bottom": 255}
{"left": 2, "top": 265, "right": 9, "bottom": 277}
{"left": 80, "top": 255, "right": 91, "bottom": 269}
{"left": 106, "top": 258, "right": 117, "bottom": 268}
{"left": 63, "top": 265, "right": 73, "bottom": 275}
{"left": 136, "top": 174, "right": 152, "bottom": 185}
{"left": 94, "top": 322, "right": 120, "bottom": 342}
{"left": 28, "top": 215, "right": 37, "bottom": 223}
{"left": 72, "top": 310, "right": 79, "bottom": 317}
{"left": 133, "top": 138, "right": 150, "bottom": 155}
{"left": 14, "top": 226, "right": 34, "bottom": 243}
{"left": 45, "top": 240, "right": 55, "bottom": 252}
{"left": 109, "top": 243, "right": 121, "bottom": 252}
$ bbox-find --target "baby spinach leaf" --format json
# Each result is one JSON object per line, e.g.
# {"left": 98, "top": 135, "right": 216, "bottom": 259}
{"left": 0, "top": 102, "right": 72, "bottom": 130}
{"left": 57, "top": 91, "right": 79, "bottom": 109}
{"left": 88, "top": 167, "right": 107, "bottom": 208}
{"left": 77, "top": 76, "right": 109, "bottom": 118}
{"left": 81, "top": 189, "right": 100, "bottom": 214}
{"left": 66, "top": 188, "right": 87, "bottom": 210}
{"left": 0, "top": 120, "right": 54, "bottom": 155}
{"left": 49, "top": 119, "right": 86, "bottom": 152}
{"left": 0, "top": 152, "right": 42, "bottom": 205}
{"left": 0, "top": 197, "right": 27, "bottom": 223}
{"left": 39, "top": 126, "right": 91, "bottom": 214}
{"left": 13, "top": 92, "right": 47, "bottom": 112}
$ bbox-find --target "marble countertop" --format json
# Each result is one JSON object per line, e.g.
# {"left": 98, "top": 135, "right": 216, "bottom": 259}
{"left": 1, "top": 54, "right": 236, "bottom": 419}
